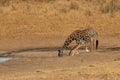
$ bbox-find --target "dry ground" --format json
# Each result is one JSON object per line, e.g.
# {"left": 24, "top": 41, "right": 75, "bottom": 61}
{"left": 0, "top": 0, "right": 120, "bottom": 80}
{"left": 0, "top": 36, "right": 120, "bottom": 80}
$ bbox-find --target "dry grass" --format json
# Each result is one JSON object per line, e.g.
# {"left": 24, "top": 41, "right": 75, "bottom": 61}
{"left": 0, "top": 0, "right": 120, "bottom": 39}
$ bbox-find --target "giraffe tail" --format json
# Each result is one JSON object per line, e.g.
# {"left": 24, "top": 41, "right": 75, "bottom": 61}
{"left": 95, "top": 33, "right": 99, "bottom": 50}
{"left": 96, "top": 40, "right": 99, "bottom": 50}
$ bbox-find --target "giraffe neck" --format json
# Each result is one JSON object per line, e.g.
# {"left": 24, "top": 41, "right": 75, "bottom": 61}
{"left": 61, "top": 45, "right": 66, "bottom": 51}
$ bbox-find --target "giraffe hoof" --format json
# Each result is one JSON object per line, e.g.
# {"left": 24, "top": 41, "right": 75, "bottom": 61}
{"left": 76, "top": 51, "right": 80, "bottom": 54}
{"left": 86, "top": 49, "right": 90, "bottom": 53}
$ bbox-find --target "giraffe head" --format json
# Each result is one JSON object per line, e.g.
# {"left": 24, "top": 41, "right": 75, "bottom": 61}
{"left": 58, "top": 49, "right": 64, "bottom": 57}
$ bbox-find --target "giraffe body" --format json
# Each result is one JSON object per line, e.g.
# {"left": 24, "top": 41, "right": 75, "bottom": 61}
{"left": 58, "top": 28, "right": 98, "bottom": 57}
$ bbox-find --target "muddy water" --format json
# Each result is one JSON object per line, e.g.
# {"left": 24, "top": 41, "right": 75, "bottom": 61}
{"left": 0, "top": 58, "right": 12, "bottom": 62}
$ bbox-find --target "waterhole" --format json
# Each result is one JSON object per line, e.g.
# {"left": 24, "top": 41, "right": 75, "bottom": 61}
{"left": 0, "top": 57, "right": 12, "bottom": 62}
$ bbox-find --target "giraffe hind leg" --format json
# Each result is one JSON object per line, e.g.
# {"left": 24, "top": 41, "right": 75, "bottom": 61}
{"left": 85, "top": 46, "right": 90, "bottom": 52}
{"left": 87, "top": 38, "right": 94, "bottom": 52}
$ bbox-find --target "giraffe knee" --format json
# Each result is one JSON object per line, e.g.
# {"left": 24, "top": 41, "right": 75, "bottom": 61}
{"left": 69, "top": 52, "right": 75, "bottom": 56}
{"left": 69, "top": 50, "right": 76, "bottom": 56}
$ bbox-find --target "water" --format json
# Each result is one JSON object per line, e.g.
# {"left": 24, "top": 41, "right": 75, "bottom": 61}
{"left": 0, "top": 58, "right": 12, "bottom": 62}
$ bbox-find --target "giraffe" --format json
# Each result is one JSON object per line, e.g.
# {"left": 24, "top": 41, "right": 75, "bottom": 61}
{"left": 58, "top": 28, "right": 98, "bottom": 57}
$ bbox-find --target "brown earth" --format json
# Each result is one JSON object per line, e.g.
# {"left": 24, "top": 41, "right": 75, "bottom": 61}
{"left": 0, "top": 0, "right": 120, "bottom": 80}
{"left": 0, "top": 36, "right": 120, "bottom": 80}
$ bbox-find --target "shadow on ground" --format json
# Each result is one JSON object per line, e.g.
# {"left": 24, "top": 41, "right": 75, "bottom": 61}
{"left": 107, "top": 47, "right": 120, "bottom": 51}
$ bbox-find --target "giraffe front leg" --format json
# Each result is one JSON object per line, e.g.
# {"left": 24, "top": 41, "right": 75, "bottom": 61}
{"left": 69, "top": 44, "right": 81, "bottom": 56}
{"left": 69, "top": 50, "right": 77, "bottom": 56}
{"left": 75, "top": 50, "right": 80, "bottom": 54}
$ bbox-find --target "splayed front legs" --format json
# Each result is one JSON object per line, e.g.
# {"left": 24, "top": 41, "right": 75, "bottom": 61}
{"left": 69, "top": 41, "right": 94, "bottom": 56}
{"left": 69, "top": 44, "right": 82, "bottom": 56}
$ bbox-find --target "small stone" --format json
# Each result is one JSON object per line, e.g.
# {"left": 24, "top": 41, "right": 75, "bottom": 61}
{"left": 89, "top": 64, "right": 94, "bottom": 67}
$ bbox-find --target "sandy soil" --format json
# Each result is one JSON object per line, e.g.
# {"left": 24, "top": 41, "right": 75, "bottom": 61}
{"left": 0, "top": 36, "right": 120, "bottom": 80}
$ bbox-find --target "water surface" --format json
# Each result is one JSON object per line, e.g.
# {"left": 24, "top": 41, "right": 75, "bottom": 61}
{"left": 0, "top": 58, "right": 12, "bottom": 62}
